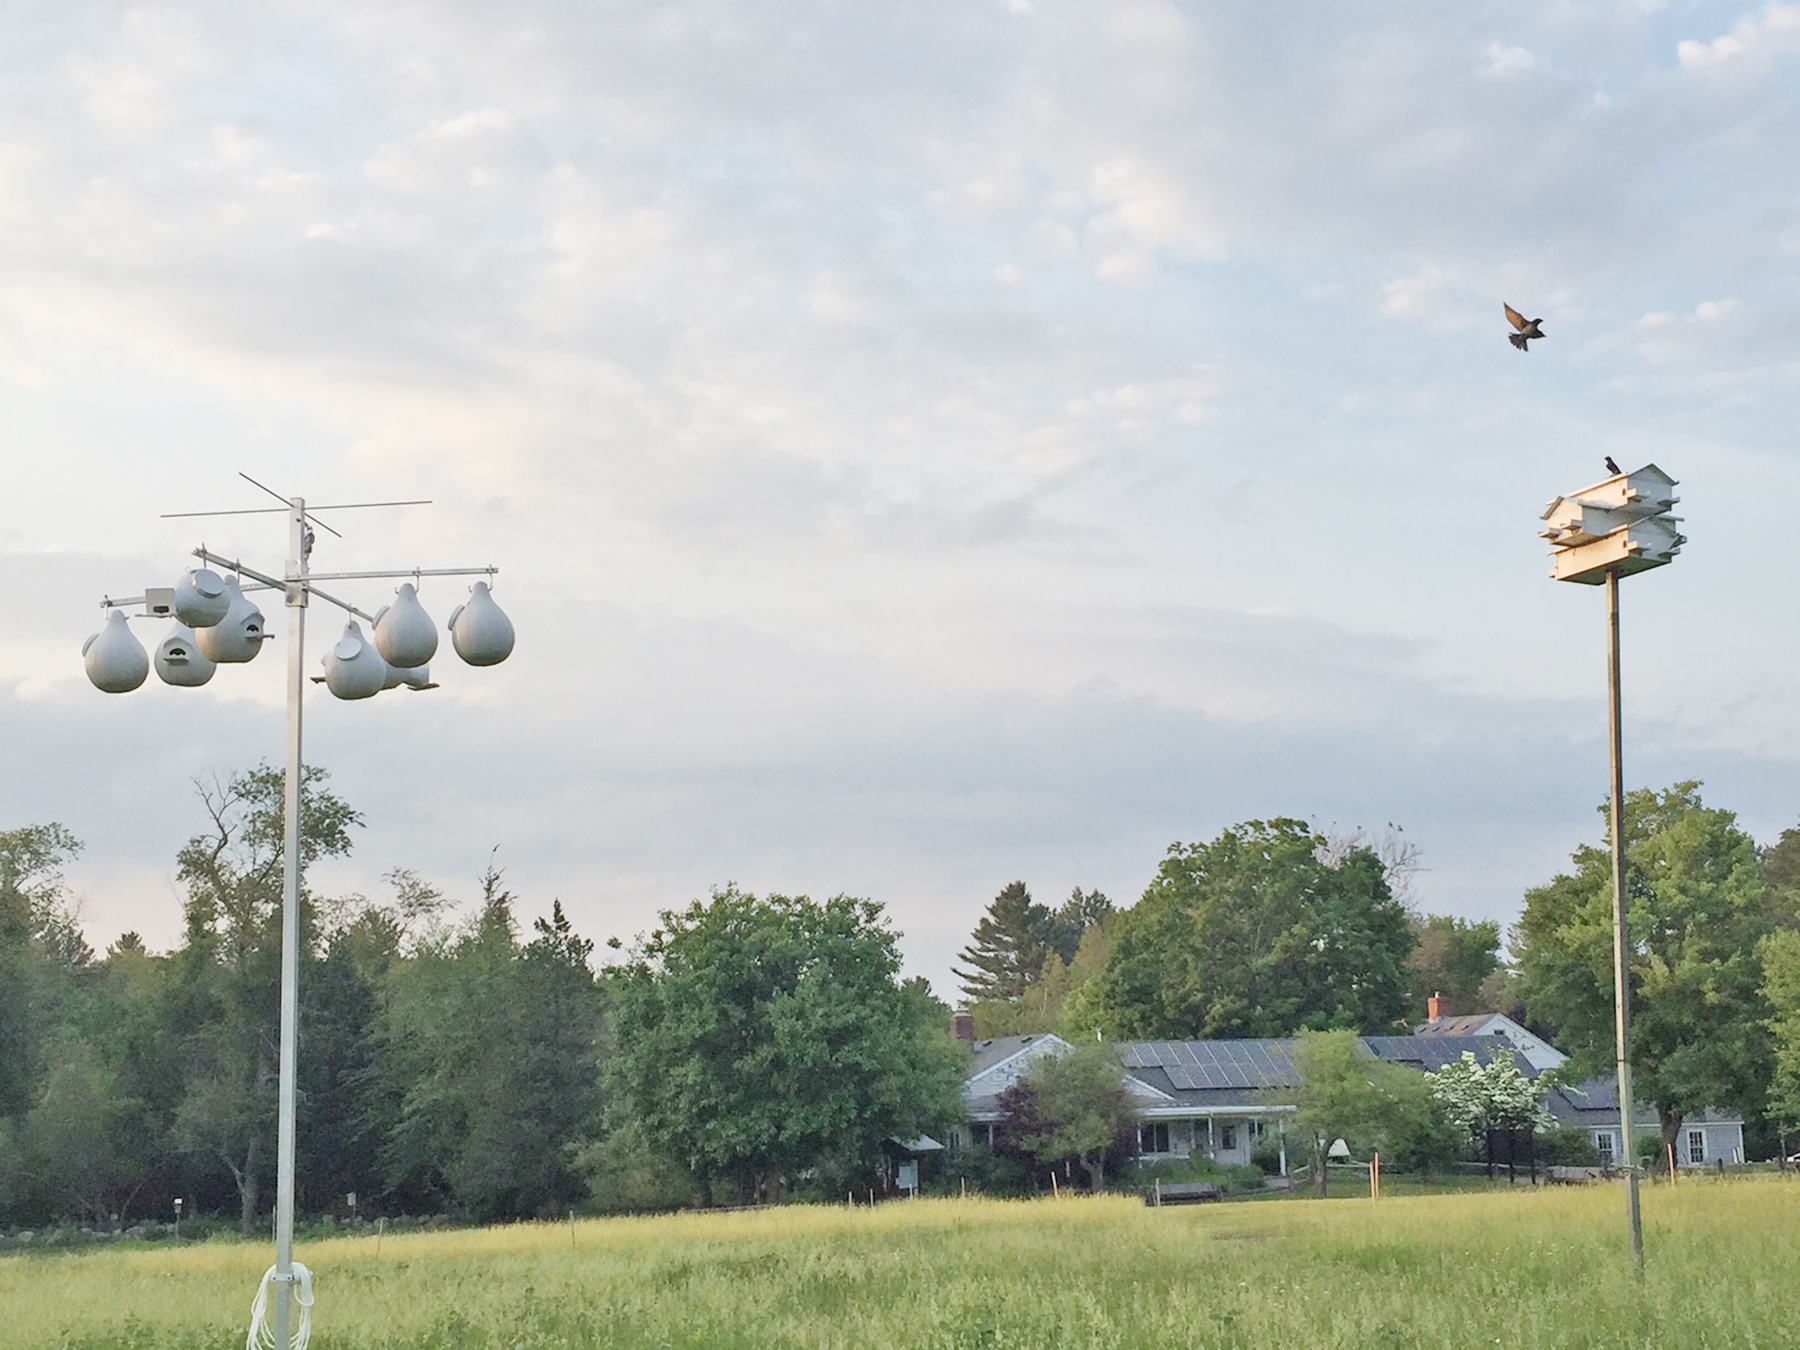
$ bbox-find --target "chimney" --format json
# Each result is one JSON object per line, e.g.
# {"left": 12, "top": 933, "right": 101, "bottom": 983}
{"left": 951, "top": 1012, "right": 976, "bottom": 1043}
{"left": 1427, "top": 991, "right": 1442, "bottom": 1023}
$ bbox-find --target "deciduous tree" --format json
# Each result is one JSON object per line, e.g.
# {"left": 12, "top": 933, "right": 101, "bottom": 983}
{"left": 607, "top": 887, "right": 964, "bottom": 1205}
{"left": 1515, "top": 782, "right": 1778, "bottom": 1159}
{"left": 997, "top": 1040, "right": 1135, "bottom": 1190}
{"left": 1088, "top": 820, "right": 1414, "bottom": 1038}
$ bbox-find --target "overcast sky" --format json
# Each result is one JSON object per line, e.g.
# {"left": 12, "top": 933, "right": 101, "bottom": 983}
{"left": 4, "top": 1, "right": 1800, "bottom": 998}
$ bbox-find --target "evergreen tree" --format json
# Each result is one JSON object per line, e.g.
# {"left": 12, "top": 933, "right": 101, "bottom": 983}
{"left": 954, "top": 882, "right": 1056, "bottom": 1005}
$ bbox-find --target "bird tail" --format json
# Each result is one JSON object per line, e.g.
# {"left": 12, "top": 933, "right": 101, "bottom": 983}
{"left": 1509, "top": 333, "right": 1529, "bottom": 351}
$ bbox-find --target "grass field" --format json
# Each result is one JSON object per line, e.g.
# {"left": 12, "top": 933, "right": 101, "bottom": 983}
{"left": 5, "top": 1177, "right": 1799, "bottom": 1349}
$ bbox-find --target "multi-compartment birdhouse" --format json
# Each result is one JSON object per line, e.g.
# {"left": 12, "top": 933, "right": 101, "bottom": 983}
{"left": 1540, "top": 464, "right": 1683, "bottom": 585}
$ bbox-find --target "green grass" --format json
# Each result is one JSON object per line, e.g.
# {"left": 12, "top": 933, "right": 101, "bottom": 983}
{"left": 4, "top": 1176, "right": 1799, "bottom": 1348}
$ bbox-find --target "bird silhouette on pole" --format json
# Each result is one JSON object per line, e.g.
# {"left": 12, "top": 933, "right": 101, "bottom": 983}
{"left": 1505, "top": 303, "right": 1545, "bottom": 351}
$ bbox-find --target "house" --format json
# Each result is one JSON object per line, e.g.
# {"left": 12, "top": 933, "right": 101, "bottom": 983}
{"left": 1412, "top": 998, "right": 1747, "bottom": 1167}
{"left": 1414, "top": 998, "right": 1567, "bottom": 1073}
{"left": 956, "top": 1031, "right": 1530, "bottom": 1175}
{"left": 1543, "top": 1077, "right": 1745, "bottom": 1168}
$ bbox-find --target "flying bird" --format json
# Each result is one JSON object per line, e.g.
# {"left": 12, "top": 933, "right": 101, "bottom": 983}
{"left": 1605, "top": 456, "right": 1622, "bottom": 476}
{"left": 1504, "top": 303, "right": 1545, "bottom": 351}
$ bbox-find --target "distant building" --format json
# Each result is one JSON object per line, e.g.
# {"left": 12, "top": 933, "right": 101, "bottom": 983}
{"left": 955, "top": 1013, "right": 1748, "bottom": 1171}
{"left": 1414, "top": 999, "right": 1567, "bottom": 1073}
{"left": 956, "top": 1031, "right": 1528, "bottom": 1175}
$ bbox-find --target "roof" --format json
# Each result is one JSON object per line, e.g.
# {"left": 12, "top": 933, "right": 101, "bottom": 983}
{"left": 1542, "top": 1080, "right": 1743, "bottom": 1129}
{"left": 1413, "top": 1014, "right": 1510, "bottom": 1038}
{"left": 963, "top": 1035, "right": 1530, "bottom": 1119}
{"left": 1115, "top": 1035, "right": 1529, "bottom": 1095}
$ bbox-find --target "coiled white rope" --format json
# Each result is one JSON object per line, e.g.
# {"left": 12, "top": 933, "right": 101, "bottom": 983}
{"left": 246, "top": 1263, "right": 314, "bottom": 1350}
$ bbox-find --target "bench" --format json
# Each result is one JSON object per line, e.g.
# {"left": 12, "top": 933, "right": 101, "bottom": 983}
{"left": 1145, "top": 1181, "right": 1223, "bottom": 1206}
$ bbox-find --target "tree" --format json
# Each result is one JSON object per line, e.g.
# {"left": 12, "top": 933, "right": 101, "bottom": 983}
{"left": 168, "top": 765, "right": 360, "bottom": 1233}
{"left": 963, "top": 886, "right": 1113, "bottom": 1035}
{"left": 996, "top": 1040, "right": 1136, "bottom": 1190}
{"left": 1428, "top": 1049, "right": 1553, "bottom": 1176}
{"left": 1761, "top": 929, "right": 1800, "bottom": 1157}
{"left": 1045, "top": 888, "right": 1113, "bottom": 964}
{"left": 955, "top": 882, "right": 1056, "bottom": 1005}
{"left": 1406, "top": 915, "right": 1501, "bottom": 1018}
{"left": 1515, "top": 782, "right": 1779, "bottom": 1159}
{"left": 1289, "top": 1030, "right": 1435, "bottom": 1197}
{"left": 606, "top": 887, "right": 964, "bottom": 1205}
{"left": 381, "top": 866, "right": 606, "bottom": 1219}
{"left": 1089, "top": 820, "right": 1415, "bottom": 1039}
{"left": 0, "top": 823, "right": 86, "bottom": 1119}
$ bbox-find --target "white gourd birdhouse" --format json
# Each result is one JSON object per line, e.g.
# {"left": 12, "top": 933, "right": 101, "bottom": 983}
{"left": 372, "top": 583, "right": 437, "bottom": 668}
{"left": 83, "top": 609, "right": 149, "bottom": 693}
{"left": 321, "top": 621, "right": 388, "bottom": 700}
{"left": 381, "top": 663, "right": 436, "bottom": 691}
{"left": 154, "top": 624, "right": 217, "bottom": 687}
{"left": 194, "top": 576, "right": 266, "bottom": 663}
{"left": 173, "top": 569, "right": 231, "bottom": 628}
{"left": 446, "top": 581, "right": 514, "bottom": 666}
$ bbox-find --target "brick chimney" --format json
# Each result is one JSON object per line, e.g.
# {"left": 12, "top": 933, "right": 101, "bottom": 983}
{"left": 1427, "top": 991, "right": 1442, "bottom": 1023}
{"left": 951, "top": 1012, "right": 976, "bottom": 1043}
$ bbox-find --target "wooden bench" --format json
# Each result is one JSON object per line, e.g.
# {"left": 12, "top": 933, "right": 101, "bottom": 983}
{"left": 1145, "top": 1181, "right": 1223, "bottom": 1206}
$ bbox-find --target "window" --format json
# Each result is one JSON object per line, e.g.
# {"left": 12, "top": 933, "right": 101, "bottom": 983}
{"left": 1689, "top": 1130, "right": 1705, "bottom": 1165}
{"left": 1220, "top": 1124, "right": 1237, "bottom": 1151}
{"left": 1139, "top": 1122, "right": 1170, "bottom": 1155}
{"left": 1594, "top": 1131, "right": 1615, "bottom": 1162}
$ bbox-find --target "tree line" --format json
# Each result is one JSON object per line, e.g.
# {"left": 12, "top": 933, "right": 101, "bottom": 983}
{"left": 0, "top": 766, "right": 959, "bottom": 1231}
{"left": 7, "top": 772, "right": 1800, "bottom": 1231}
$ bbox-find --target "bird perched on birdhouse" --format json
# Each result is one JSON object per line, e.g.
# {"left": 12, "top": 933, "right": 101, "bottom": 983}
{"left": 1505, "top": 303, "right": 1545, "bottom": 351}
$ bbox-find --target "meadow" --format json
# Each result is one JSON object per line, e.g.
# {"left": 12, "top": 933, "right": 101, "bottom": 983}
{"left": 4, "top": 1178, "right": 1799, "bottom": 1349}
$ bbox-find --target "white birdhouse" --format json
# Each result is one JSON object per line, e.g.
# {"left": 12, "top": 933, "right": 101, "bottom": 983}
{"left": 447, "top": 581, "right": 514, "bottom": 666}
{"left": 173, "top": 569, "right": 231, "bottom": 628}
{"left": 1542, "top": 464, "right": 1684, "bottom": 586}
{"left": 154, "top": 624, "right": 217, "bottom": 687}
{"left": 83, "top": 610, "right": 149, "bottom": 693}
{"left": 381, "top": 663, "right": 437, "bottom": 691}
{"left": 321, "top": 621, "right": 388, "bottom": 700}
{"left": 372, "top": 583, "right": 438, "bottom": 668}
{"left": 194, "top": 576, "right": 267, "bottom": 663}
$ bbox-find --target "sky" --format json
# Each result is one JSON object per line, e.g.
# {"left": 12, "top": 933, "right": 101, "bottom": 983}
{"left": 4, "top": 0, "right": 1800, "bottom": 999}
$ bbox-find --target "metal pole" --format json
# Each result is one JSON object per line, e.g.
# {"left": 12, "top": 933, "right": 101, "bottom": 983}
{"left": 1606, "top": 566, "right": 1644, "bottom": 1268}
{"left": 273, "top": 497, "right": 309, "bottom": 1346}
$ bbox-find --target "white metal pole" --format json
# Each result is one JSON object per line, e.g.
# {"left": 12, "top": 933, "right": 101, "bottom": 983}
{"left": 273, "top": 497, "right": 308, "bottom": 1346}
{"left": 1606, "top": 566, "right": 1644, "bottom": 1268}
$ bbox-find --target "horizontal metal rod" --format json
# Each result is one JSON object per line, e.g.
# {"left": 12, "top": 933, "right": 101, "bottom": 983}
{"left": 161, "top": 507, "right": 290, "bottom": 519}
{"left": 303, "top": 566, "right": 497, "bottom": 582}
{"left": 305, "top": 585, "right": 375, "bottom": 624}
{"left": 193, "top": 549, "right": 285, "bottom": 593}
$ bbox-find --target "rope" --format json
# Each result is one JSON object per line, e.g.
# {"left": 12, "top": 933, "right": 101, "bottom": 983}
{"left": 246, "top": 1263, "right": 314, "bottom": 1350}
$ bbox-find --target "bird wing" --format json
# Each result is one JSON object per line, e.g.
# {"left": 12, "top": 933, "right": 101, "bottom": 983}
{"left": 1504, "top": 303, "right": 1528, "bottom": 331}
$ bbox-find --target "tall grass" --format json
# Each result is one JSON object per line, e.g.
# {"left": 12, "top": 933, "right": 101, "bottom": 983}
{"left": 4, "top": 1176, "right": 1798, "bottom": 1348}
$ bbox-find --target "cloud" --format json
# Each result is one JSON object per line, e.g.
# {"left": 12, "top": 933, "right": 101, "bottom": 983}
{"left": 1678, "top": 4, "right": 1800, "bottom": 71}
{"left": 8, "top": 1, "right": 1800, "bottom": 1000}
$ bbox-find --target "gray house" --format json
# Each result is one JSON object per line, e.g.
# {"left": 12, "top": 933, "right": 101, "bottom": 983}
{"left": 1414, "top": 1006, "right": 1747, "bottom": 1166}
{"left": 955, "top": 1031, "right": 1530, "bottom": 1175}
{"left": 954, "top": 1018, "right": 1747, "bottom": 1171}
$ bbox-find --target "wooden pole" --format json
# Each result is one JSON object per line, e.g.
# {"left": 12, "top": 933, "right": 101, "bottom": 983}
{"left": 1606, "top": 566, "right": 1645, "bottom": 1269}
